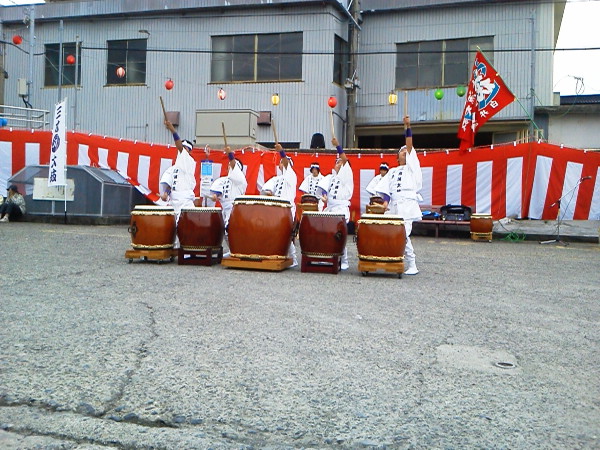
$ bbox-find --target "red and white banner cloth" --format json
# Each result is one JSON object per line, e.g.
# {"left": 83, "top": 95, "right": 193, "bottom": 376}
{"left": 1, "top": 129, "right": 599, "bottom": 221}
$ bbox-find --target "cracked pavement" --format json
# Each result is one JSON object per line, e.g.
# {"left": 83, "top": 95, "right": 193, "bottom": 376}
{"left": 0, "top": 223, "right": 598, "bottom": 448}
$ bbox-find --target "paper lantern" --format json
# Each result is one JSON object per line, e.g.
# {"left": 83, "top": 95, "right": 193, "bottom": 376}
{"left": 434, "top": 89, "right": 444, "bottom": 100}
{"left": 217, "top": 88, "right": 226, "bottom": 100}
{"left": 165, "top": 79, "right": 174, "bottom": 90}
{"left": 12, "top": 35, "right": 22, "bottom": 45}
{"left": 456, "top": 85, "right": 466, "bottom": 97}
{"left": 328, "top": 96, "right": 337, "bottom": 108}
{"left": 388, "top": 90, "right": 398, "bottom": 106}
{"left": 116, "top": 66, "right": 126, "bottom": 78}
{"left": 66, "top": 54, "right": 75, "bottom": 65}
{"left": 271, "top": 93, "right": 280, "bottom": 106}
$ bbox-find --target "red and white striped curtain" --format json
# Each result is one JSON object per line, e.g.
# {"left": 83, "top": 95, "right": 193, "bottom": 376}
{"left": 1, "top": 129, "right": 599, "bottom": 221}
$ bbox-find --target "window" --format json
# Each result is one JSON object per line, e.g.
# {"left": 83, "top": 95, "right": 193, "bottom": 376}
{"left": 211, "top": 32, "right": 302, "bottom": 82}
{"left": 333, "top": 35, "right": 348, "bottom": 86}
{"left": 44, "top": 43, "right": 82, "bottom": 87}
{"left": 107, "top": 39, "right": 147, "bottom": 85}
{"left": 396, "top": 37, "right": 493, "bottom": 89}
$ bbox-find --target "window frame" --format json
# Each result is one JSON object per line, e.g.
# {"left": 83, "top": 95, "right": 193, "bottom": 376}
{"left": 333, "top": 35, "right": 349, "bottom": 86}
{"left": 44, "top": 42, "right": 82, "bottom": 88}
{"left": 106, "top": 38, "right": 148, "bottom": 86}
{"left": 211, "top": 32, "right": 303, "bottom": 83}
{"left": 395, "top": 36, "right": 494, "bottom": 90}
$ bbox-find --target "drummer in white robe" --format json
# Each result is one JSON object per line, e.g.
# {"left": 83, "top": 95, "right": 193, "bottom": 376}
{"left": 208, "top": 146, "right": 248, "bottom": 256}
{"left": 164, "top": 120, "right": 197, "bottom": 222}
{"left": 299, "top": 162, "right": 324, "bottom": 211}
{"left": 374, "top": 116, "right": 422, "bottom": 275}
{"left": 365, "top": 162, "right": 389, "bottom": 197}
{"left": 261, "top": 143, "right": 299, "bottom": 267}
{"left": 316, "top": 137, "right": 353, "bottom": 270}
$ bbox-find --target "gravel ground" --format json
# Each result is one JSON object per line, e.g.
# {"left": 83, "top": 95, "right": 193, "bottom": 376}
{"left": 0, "top": 222, "right": 598, "bottom": 449}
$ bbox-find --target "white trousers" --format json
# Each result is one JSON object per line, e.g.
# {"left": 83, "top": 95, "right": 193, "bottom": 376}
{"left": 404, "top": 220, "right": 415, "bottom": 265}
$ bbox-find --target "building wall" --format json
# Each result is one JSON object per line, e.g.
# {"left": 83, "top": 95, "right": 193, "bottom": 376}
{"left": 2, "top": 3, "right": 348, "bottom": 147}
{"left": 358, "top": 1, "right": 558, "bottom": 126}
{"left": 1, "top": 0, "right": 561, "bottom": 148}
{"left": 548, "top": 114, "right": 600, "bottom": 150}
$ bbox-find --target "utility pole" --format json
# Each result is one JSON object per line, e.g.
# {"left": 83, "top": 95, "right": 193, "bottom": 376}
{"left": 529, "top": 9, "right": 536, "bottom": 141}
{"left": 345, "top": 0, "right": 361, "bottom": 150}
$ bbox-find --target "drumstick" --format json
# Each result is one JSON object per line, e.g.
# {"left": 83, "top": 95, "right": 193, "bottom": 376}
{"left": 221, "top": 121, "right": 228, "bottom": 148}
{"left": 329, "top": 109, "right": 336, "bottom": 140}
{"left": 272, "top": 118, "right": 279, "bottom": 145}
{"left": 403, "top": 91, "right": 408, "bottom": 118}
{"left": 160, "top": 96, "right": 168, "bottom": 121}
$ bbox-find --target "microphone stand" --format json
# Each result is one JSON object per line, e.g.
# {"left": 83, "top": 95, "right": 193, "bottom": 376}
{"left": 540, "top": 176, "right": 591, "bottom": 245}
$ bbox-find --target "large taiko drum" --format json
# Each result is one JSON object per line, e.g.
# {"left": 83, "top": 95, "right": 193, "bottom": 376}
{"left": 299, "top": 211, "right": 347, "bottom": 258}
{"left": 470, "top": 214, "right": 493, "bottom": 234}
{"left": 129, "top": 205, "right": 176, "bottom": 250}
{"left": 356, "top": 214, "right": 406, "bottom": 262}
{"left": 177, "top": 207, "right": 225, "bottom": 251}
{"left": 227, "top": 195, "right": 293, "bottom": 259}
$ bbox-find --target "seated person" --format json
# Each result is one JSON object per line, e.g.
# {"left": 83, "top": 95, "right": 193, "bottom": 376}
{"left": 0, "top": 184, "right": 26, "bottom": 223}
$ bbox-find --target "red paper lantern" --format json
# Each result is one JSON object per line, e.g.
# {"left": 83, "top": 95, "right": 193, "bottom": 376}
{"left": 66, "top": 54, "right": 75, "bottom": 65}
{"left": 116, "top": 66, "right": 126, "bottom": 78}
{"left": 12, "top": 35, "right": 23, "bottom": 45}
{"left": 217, "top": 88, "right": 226, "bottom": 101}
{"left": 328, "top": 96, "right": 337, "bottom": 108}
{"left": 165, "top": 79, "right": 174, "bottom": 90}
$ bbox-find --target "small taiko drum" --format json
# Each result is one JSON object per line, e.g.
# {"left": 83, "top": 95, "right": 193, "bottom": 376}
{"left": 366, "top": 195, "right": 386, "bottom": 214}
{"left": 470, "top": 214, "right": 493, "bottom": 234}
{"left": 228, "top": 195, "right": 293, "bottom": 260}
{"left": 296, "top": 194, "right": 319, "bottom": 221}
{"left": 356, "top": 214, "right": 406, "bottom": 262}
{"left": 299, "top": 211, "right": 347, "bottom": 258}
{"left": 129, "top": 205, "right": 176, "bottom": 250}
{"left": 177, "top": 207, "right": 225, "bottom": 251}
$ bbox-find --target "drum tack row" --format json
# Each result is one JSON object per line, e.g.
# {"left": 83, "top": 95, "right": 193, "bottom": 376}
{"left": 125, "top": 195, "right": 493, "bottom": 277}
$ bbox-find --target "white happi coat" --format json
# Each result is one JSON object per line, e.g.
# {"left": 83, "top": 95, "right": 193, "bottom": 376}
{"left": 209, "top": 163, "right": 248, "bottom": 226}
{"left": 375, "top": 149, "right": 422, "bottom": 221}
{"left": 169, "top": 150, "right": 197, "bottom": 219}
{"left": 366, "top": 173, "right": 384, "bottom": 197}
{"left": 262, "top": 165, "right": 298, "bottom": 215}
{"left": 318, "top": 162, "right": 354, "bottom": 222}
{"left": 299, "top": 173, "right": 324, "bottom": 196}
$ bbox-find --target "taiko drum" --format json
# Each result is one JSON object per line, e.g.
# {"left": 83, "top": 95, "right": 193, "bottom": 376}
{"left": 470, "top": 214, "right": 493, "bottom": 234}
{"left": 296, "top": 194, "right": 319, "bottom": 221}
{"left": 177, "top": 207, "right": 224, "bottom": 251}
{"left": 129, "top": 205, "right": 176, "bottom": 250}
{"left": 299, "top": 211, "right": 347, "bottom": 257}
{"left": 356, "top": 214, "right": 406, "bottom": 262}
{"left": 227, "top": 195, "right": 293, "bottom": 259}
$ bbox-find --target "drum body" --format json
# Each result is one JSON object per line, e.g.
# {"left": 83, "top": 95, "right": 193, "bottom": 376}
{"left": 299, "top": 211, "right": 347, "bottom": 257}
{"left": 177, "top": 207, "right": 224, "bottom": 251}
{"left": 296, "top": 195, "right": 319, "bottom": 220}
{"left": 470, "top": 214, "right": 493, "bottom": 234}
{"left": 129, "top": 205, "right": 176, "bottom": 250}
{"left": 228, "top": 195, "right": 293, "bottom": 259}
{"left": 357, "top": 214, "right": 406, "bottom": 262}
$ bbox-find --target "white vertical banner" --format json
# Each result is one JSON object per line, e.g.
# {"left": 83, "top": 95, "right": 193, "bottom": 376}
{"left": 419, "top": 167, "right": 433, "bottom": 205}
{"left": 475, "top": 160, "right": 493, "bottom": 214}
{"left": 48, "top": 99, "right": 67, "bottom": 186}
{"left": 506, "top": 157, "right": 523, "bottom": 218}
{"left": 446, "top": 164, "right": 463, "bottom": 205}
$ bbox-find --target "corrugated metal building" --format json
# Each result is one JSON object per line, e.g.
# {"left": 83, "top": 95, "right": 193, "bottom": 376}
{"left": 0, "top": 0, "right": 566, "bottom": 149}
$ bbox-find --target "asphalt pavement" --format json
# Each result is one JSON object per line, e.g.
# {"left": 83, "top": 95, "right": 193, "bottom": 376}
{"left": 0, "top": 222, "right": 598, "bottom": 449}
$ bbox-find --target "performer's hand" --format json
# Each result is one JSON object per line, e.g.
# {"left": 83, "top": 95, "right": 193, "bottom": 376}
{"left": 403, "top": 115, "right": 410, "bottom": 128}
{"left": 332, "top": 137, "right": 339, "bottom": 147}
{"left": 274, "top": 143, "right": 283, "bottom": 151}
{"left": 225, "top": 146, "right": 231, "bottom": 153}
{"left": 164, "top": 120, "right": 175, "bottom": 133}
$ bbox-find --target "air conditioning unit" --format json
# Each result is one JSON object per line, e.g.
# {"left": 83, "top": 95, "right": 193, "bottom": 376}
{"left": 195, "top": 109, "right": 258, "bottom": 147}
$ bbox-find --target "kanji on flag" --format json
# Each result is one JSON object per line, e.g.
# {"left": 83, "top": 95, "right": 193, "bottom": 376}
{"left": 458, "top": 51, "right": 515, "bottom": 151}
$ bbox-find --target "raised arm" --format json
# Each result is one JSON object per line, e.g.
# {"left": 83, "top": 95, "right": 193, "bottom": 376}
{"left": 275, "top": 143, "right": 289, "bottom": 169}
{"left": 332, "top": 137, "right": 347, "bottom": 164}
{"left": 404, "top": 115, "right": 413, "bottom": 153}
{"left": 164, "top": 120, "right": 184, "bottom": 152}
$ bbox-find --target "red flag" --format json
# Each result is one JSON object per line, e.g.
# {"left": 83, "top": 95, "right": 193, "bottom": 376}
{"left": 458, "top": 51, "right": 515, "bottom": 150}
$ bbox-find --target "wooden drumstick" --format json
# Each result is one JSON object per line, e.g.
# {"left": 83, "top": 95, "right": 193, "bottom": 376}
{"left": 160, "top": 96, "right": 168, "bottom": 122}
{"left": 403, "top": 91, "right": 408, "bottom": 118}
{"left": 221, "top": 121, "right": 228, "bottom": 148}
{"left": 329, "top": 109, "right": 336, "bottom": 140}
{"left": 272, "top": 118, "right": 279, "bottom": 145}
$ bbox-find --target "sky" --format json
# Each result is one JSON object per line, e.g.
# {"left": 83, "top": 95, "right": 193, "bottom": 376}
{"left": 553, "top": 0, "right": 600, "bottom": 96}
